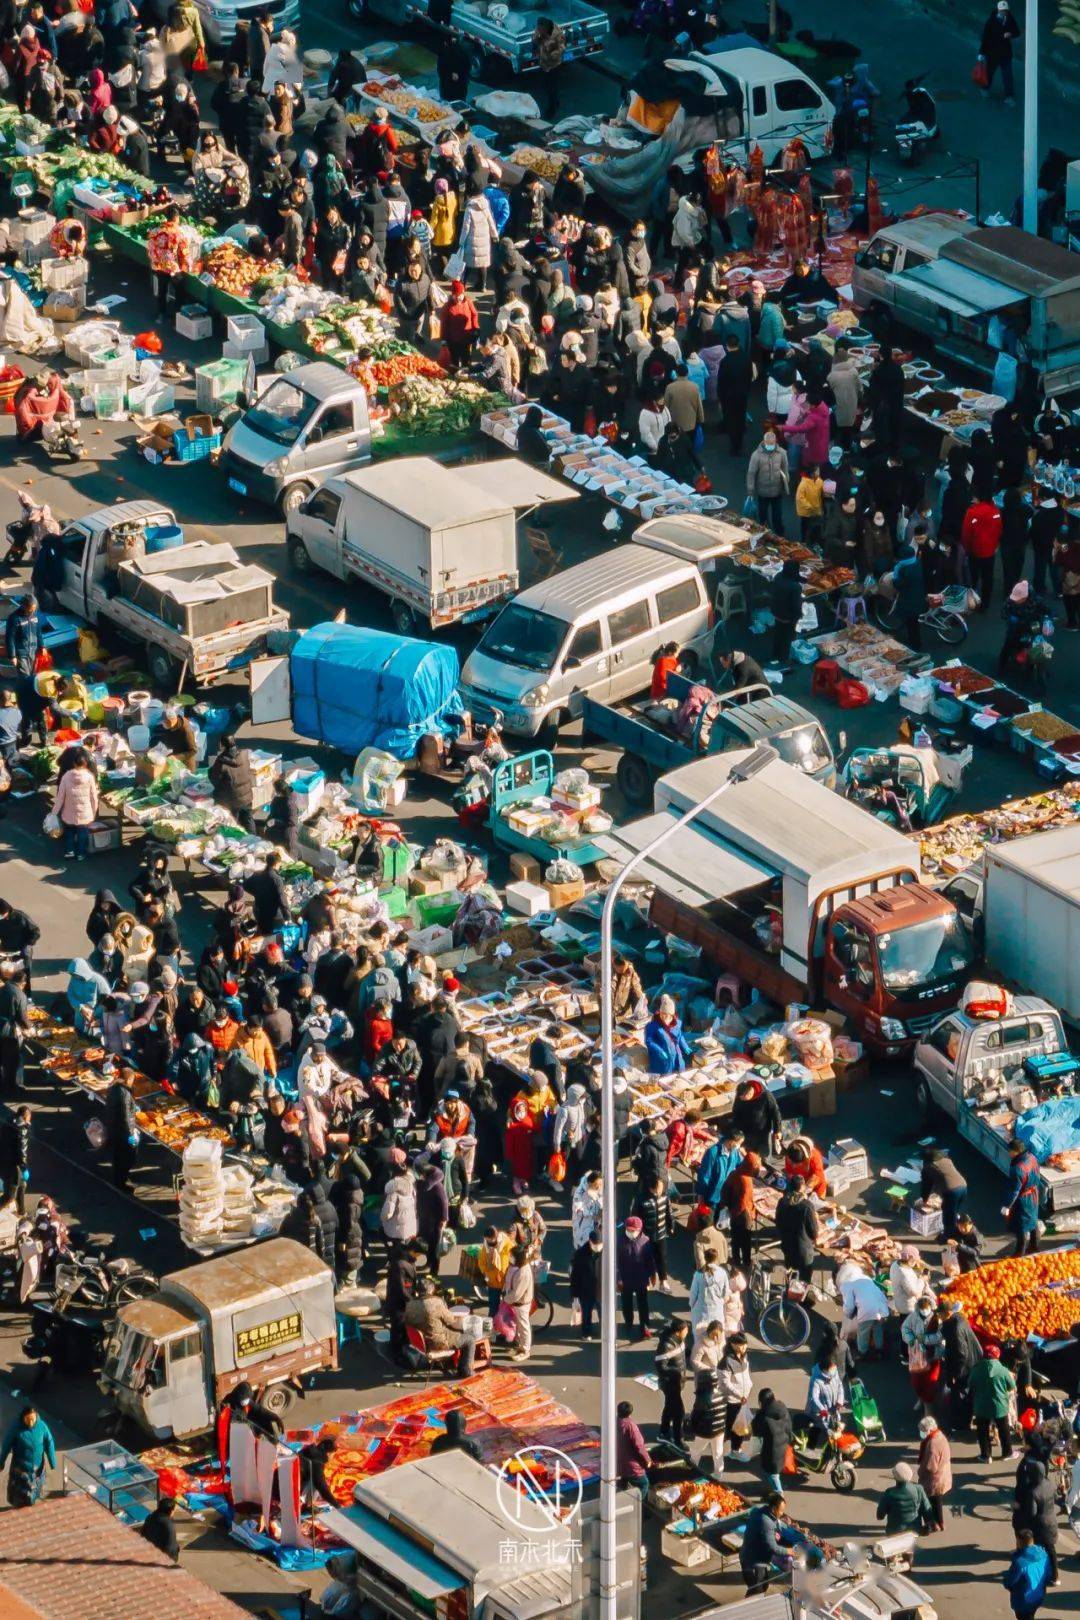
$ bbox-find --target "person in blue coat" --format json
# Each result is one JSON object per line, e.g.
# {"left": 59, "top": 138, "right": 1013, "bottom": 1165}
{"left": 1, "top": 1405, "right": 56, "bottom": 1506}
{"left": 484, "top": 185, "right": 511, "bottom": 239}
{"left": 890, "top": 542, "right": 927, "bottom": 649}
{"left": 696, "top": 1129, "right": 746, "bottom": 1217}
{"left": 1003, "top": 1530, "right": 1050, "bottom": 1620}
{"left": 1003, "top": 1139, "right": 1041, "bottom": 1256}
{"left": 644, "top": 994, "right": 691, "bottom": 1076}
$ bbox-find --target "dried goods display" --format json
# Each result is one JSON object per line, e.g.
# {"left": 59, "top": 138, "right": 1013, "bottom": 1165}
{"left": 919, "top": 786, "right": 1080, "bottom": 877}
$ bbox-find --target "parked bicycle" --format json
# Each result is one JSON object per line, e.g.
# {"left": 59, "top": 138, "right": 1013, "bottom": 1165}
{"left": 872, "top": 581, "right": 974, "bottom": 645}
{"left": 747, "top": 1245, "right": 812, "bottom": 1351}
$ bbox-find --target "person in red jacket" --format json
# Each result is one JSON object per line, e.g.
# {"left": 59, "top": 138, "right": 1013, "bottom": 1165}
{"left": 721, "top": 1151, "right": 761, "bottom": 1273}
{"left": 961, "top": 495, "right": 1003, "bottom": 612}
{"left": 784, "top": 1135, "right": 827, "bottom": 1198}
{"left": 440, "top": 280, "right": 480, "bottom": 369}
{"left": 362, "top": 998, "right": 395, "bottom": 1066}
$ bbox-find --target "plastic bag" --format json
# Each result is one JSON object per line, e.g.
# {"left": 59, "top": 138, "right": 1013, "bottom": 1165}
{"left": 85, "top": 1117, "right": 106, "bottom": 1150}
{"left": 732, "top": 1402, "right": 753, "bottom": 1438}
{"left": 445, "top": 250, "right": 466, "bottom": 282}
{"left": 548, "top": 1150, "right": 568, "bottom": 1184}
{"left": 743, "top": 495, "right": 759, "bottom": 519}
{"left": 43, "top": 811, "right": 61, "bottom": 839}
{"left": 492, "top": 1301, "right": 517, "bottom": 1341}
{"left": 972, "top": 56, "right": 989, "bottom": 87}
{"left": 192, "top": 45, "right": 207, "bottom": 71}
{"left": 458, "top": 1199, "right": 477, "bottom": 1229}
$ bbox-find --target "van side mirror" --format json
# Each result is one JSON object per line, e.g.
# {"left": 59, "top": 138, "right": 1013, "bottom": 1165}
{"left": 307, "top": 425, "right": 324, "bottom": 444}
{"left": 563, "top": 654, "right": 582, "bottom": 671}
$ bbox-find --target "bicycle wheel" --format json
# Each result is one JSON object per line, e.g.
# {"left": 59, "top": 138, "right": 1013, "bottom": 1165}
{"left": 870, "top": 594, "right": 897, "bottom": 631}
{"left": 531, "top": 1287, "right": 554, "bottom": 1335}
{"left": 114, "top": 1274, "right": 159, "bottom": 1307}
{"left": 748, "top": 1265, "right": 770, "bottom": 1316}
{"left": 932, "top": 610, "right": 968, "bottom": 646}
{"left": 758, "top": 1297, "right": 811, "bottom": 1352}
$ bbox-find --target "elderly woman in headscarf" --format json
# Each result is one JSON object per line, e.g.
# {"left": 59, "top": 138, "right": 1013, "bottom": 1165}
{"left": 645, "top": 994, "right": 692, "bottom": 1076}
{"left": 14, "top": 26, "right": 44, "bottom": 111}
{"left": 86, "top": 67, "right": 113, "bottom": 118}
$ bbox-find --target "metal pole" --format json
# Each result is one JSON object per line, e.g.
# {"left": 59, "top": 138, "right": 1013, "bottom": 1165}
{"left": 1022, "top": 0, "right": 1038, "bottom": 233}
{"left": 975, "top": 158, "right": 982, "bottom": 227}
{"left": 598, "top": 744, "right": 776, "bottom": 1620}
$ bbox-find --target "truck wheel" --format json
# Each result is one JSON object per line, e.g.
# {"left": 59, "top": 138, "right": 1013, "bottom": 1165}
{"left": 391, "top": 599, "right": 417, "bottom": 636}
{"left": 148, "top": 647, "right": 179, "bottom": 690}
{"left": 280, "top": 483, "right": 312, "bottom": 519}
{"left": 617, "top": 753, "right": 654, "bottom": 807}
{"left": 288, "top": 536, "right": 312, "bottom": 575}
{"left": 261, "top": 1383, "right": 295, "bottom": 1418}
{"left": 915, "top": 1076, "right": 936, "bottom": 1121}
{"left": 347, "top": 0, "right": 366, "bottom": 14}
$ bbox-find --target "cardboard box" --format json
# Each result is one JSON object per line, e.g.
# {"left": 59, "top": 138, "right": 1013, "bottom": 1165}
{"left": 546, "top": 878, "right": 586, "bottom": 910}
{"left": 834, "top": 1056, "right": 868, "bottom": 1094}
{"left": 87, "top": 819, "right": 121, "bottom": 853}
{"left": 506, "top": 880, "right": 550, "bottom": 917}
{"left": 509, "top": 852, "right": 541, "bottom": 883}
{"left": 807, "top": 1073, "right": 836, "bottom": 1118}
{"left": 176, "top": 305, "right": 213, "bottom": 341}
{"left": 409, "top": 872, "right": 443, "bottom": 897}
{"left": 135, "top": 756, "right": 168, "bottom": 785}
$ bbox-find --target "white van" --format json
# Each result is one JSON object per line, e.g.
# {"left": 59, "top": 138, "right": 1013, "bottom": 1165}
{"left": 693, "top": 46, "right": 835, "bottom": 166}
{"left": 458, "top": 544, "right": 716, "bottom": 744}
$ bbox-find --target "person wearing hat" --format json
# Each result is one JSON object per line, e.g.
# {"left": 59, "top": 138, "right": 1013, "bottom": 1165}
{"left": 970, "top": 1343, "right": 1016, "bottom": 1462}
{"left": 890, "top": 1245, "right": 935, "bottom": 1317}
{"left": 876, "top": 1461, "right": 932, "bottom": 1534}
{"left": 979, "top": 0, "right": 1021, "bottom": 102}
{"left": 616, "top": 1215, "right": 656, "bottom": 1340}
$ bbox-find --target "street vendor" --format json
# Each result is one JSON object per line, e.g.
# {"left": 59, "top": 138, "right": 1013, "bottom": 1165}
{"left": 154, "top": 703, "right": 198, "bottom": 770}
{"left": 13, "top": 373, "right": 75, "bottom": 445}
{"left": 147, "top": 204, "right": 195, "bottom": 318}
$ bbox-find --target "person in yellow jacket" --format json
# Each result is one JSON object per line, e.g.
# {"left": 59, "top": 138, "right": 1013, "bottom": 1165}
{"left": 236, "top": 1019, "right": 277, "bottom": 1080}
{"left": 429, "top": 179, "right": 459, "bottom": 273}
{"left": 477, "top": 1225, "right": 513, "bottom": 1314}
{"left": 795, "top": 462, "right": 825, "bottom": 547}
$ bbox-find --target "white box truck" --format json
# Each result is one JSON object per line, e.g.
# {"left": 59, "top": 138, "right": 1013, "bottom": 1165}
{"left": 284, "top": 456, "right": 576, "bottom": 635}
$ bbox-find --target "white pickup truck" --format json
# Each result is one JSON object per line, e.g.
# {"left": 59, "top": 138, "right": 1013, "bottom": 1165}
{"left": 53, "top": 500, "right": 289, "bottom": 690}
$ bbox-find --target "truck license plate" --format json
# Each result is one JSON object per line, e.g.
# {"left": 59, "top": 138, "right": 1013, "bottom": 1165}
{"left": 462, "top": 605, "right": 493, "bottom": 623}
{"left": 228, "top": 477, "right": 247, "bottom": 495}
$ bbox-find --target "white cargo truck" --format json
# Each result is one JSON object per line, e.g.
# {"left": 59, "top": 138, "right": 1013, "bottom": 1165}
{"left": 284, "top": 456, "right": 575, "bottom": 634}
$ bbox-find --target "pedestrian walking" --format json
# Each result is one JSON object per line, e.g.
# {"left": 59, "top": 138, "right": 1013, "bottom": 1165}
{"left": 1003, "top": 1531, "right": 1051, "bottom": 1620}
{"left": 502, "top": 1242, "right": 535, "bottom": 1362}
{"left": 917, "top": 1415, "right": 952, "bottom": 1531}
{"left": 655, "top": 1318, "right": 689, "bottom": 1448}
{"left": 617, "top": 1214, "right": 656, "bottom": 1340}
{"left": 979, "top": 1, "right": 1021, "bottom": 103}
{"left": 876, "top": 1461, "right": 932, "bottom": 1534}
{"left": 970, "top": 1344, "right": 1016, "bottom": 1462}
{"left": 0, "top": 1405, "right": 55, "bottom": 1506}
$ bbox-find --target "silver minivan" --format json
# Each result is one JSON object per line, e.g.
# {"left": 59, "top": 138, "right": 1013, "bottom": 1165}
{"left": 458, "top": 543, "right": 716, "bottom": 743}
{"left": 221, "top": 362, "right": 372, "bottom": 516}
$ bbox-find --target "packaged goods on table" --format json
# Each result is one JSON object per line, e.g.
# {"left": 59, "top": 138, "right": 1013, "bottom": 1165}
{"left": 731, "top": 534, "right": 854, "bottom": 601}
{"left": 813, "top": 623, "right": 916, "bottom": 686}
{"left": 357, "top": 73, "right": 461, "bottom": 140}
{"left": 919, "top": 785, "right": 1080, "bottom": 877}
{"left": 482, "top": 403, "right": 727, "bottom": 519}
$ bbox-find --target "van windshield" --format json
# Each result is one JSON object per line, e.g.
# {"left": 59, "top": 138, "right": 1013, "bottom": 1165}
{"left": 771, "top": 723, "right": 832, "bottom": 775}
{"left": 245, "top": 380, "right": 314, "bottom": 446}
{"left": 477, "top": 605, "right": 570, "bottom": 674}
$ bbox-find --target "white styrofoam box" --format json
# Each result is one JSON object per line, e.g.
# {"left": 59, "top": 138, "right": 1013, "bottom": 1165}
{"left": 175, "top": 305, "right": 213, "bottom": 341}
{"left": 64, "top": 322, "right": 123, "bottom": 367}
{"left": 827, "top": 1138, "right": 870, "bottom": 1181}
{"left": 42, "top": 256, "right": 89, "bottom": 291}
{"left": 506, "top": 879, "right": 550, "bottom": 917}
{"left": 127, "top": 381, "right": 175, "bottom": 417}
{"left": 407, "top": 923, "right": 454, "bottom": 958}
{"left": 13, "top": 209, "right": 55, "bottom": 246}
{"left": 824, "top": 1162, "right": 851, "bottom": 1196}
{"left": 226, "top": 313, "right": 265, "bottom": 350}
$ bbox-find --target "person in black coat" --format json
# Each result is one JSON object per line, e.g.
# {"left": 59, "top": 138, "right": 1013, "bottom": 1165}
{"left": 937, "top": 1300, "right": 983, "bottom": 1433}
{"left": 770, "top": 558, "right": 803, "bottom": 667}
{"left": 979, "top": 1, "right": 1021, "bottom": 99}
{"left": 866, "top": 347, "right": 905, "bottom": 451}
{"left": 751, "top": 1389, "right": 793, "bottom": 1491}
{"left": 361, "top": 181, "right": 390, "bottom": 264}
{"left": 210, "top": 739, "right": 256, "bottom": 831}
{"left": 329, "top": 45, "right": 364, "bottom": 104}
{"left": 436, "top": 35, "right": 471, "bottom": 103}
{"left": 139, "top": 1497, "right": 179, "bottom": 1562}
{"left": 775, "top": 1179, "right": 819, "bottom": 1282}
{"left": 0, "top": 1103, "right": 31, "bottom": 1210}
{"left": 716, "top": 336, "right": 752, "bottom": 455}
{"left": 731, "top": 1078, "right": 782, "bottom": 1158}
{"left": 414, "top": 998, "right": 460, "bottom": 1117}
{"left": 631, "top": 1120, "right": 667, "bottom": 1198}
{"left": 528, "top": 1029, "right": 565, "bottom": 1102}
{"left": 244, "top": 851, "right": 291, "bottom": 936}
{"left": 569, "top": 1231, "right": 602, "bottom": 1338}
{"left": 315, "top": 100, "right": 349, "bottom": 165}
{"left": 330, "top": 1170, "right": 366, "bottom": 1285}
{"left": 105, "top": 1071, "right": 138, "bottom": 1192}
{"left": 655, "top": 1318, "right": 689, "bottom": 1446}
{"left": 211, "top": 64, "right": 247, "bottom": 153}
{"left": 635, "top": 1174, "right": 674, "bottom": 1286}
{"left": 1012, "top": 1464, "right": 1059, "bottom": 1583}
{"left": 284, "top": 1185, "right": 338, "bottom": 1265}
{"left": 999, "top": 486, "right": 1030, "bottom": 596}
{"left": 197, "top": 942, "right": 228, "bottom": 1003}
{"left": 0, "top": 900, "right": 39, "bottom": 992}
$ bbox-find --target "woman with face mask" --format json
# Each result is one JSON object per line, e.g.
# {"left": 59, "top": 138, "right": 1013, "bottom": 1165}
{"left": 745, "top": 428, "right": 789, "bottom": 534}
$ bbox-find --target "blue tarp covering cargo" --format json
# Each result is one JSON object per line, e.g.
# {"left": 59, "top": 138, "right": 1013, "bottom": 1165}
{"left": 290, "top": 623, "right": 460, "bottom": 758}
{"left": 1014, "top": 1095, "right": 1080, "bottom": 1162}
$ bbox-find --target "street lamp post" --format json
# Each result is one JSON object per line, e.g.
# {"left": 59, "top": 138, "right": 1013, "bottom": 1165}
{"left": 1022, "top": 0, "right": 1039, "bottom": 233}
{"left": 596, "top": 742, "right": 778, "bottom": 1620}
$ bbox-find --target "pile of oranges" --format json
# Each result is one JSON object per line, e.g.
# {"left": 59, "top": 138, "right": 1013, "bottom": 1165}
{"left": 944, "top": 1247, "right": 1080, "bottom": 1342}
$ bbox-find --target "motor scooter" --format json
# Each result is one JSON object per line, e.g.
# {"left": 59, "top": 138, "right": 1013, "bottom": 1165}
{"left": 896, "top": 78, "right": 939, "bottom": 162}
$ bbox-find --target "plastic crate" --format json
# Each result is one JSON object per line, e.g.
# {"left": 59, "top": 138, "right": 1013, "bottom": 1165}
{"left": 1034, "top": 747, "right": 1067, "bottom": 782}
{"left": 41, "top": 256, "right": 89, "bottom": 291}
{"left": 910, "top": 1203, "right": 944, "bottom": 1238}
{"left": 828, "top": 1139, "right": 869, "bottom": 1181}
{"left": 195, "top": 358, "right": 247, "bottom": 412}
{"left": 1009, "top": 717, "right": 1040, "bottom": 757}
{"left": 173, "top": 426, "right": 222, "bottom": 462}
{"left": 223, "top": 337, "right": 269, "bottom": 365}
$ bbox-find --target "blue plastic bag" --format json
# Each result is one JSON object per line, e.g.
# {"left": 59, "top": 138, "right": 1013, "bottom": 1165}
{"left": 743, "top": 495, "right": 759, "bottom": 519}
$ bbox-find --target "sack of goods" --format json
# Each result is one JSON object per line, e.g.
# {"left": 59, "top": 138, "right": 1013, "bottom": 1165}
{"left": 961, "top": 980, "right": 1013, "bottom": 1021}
